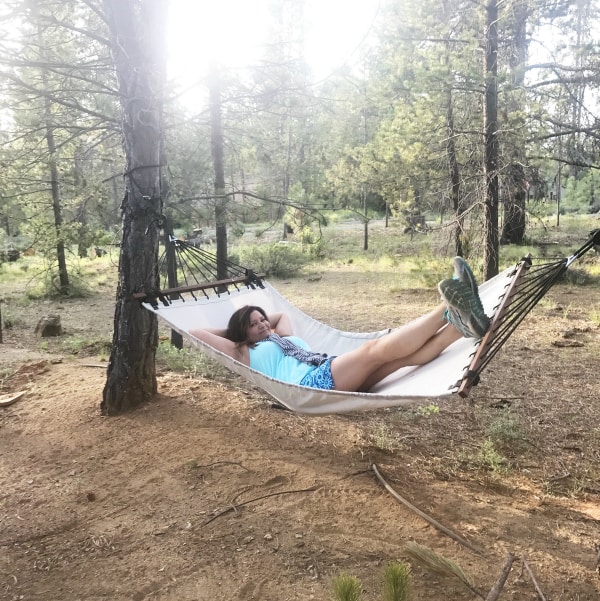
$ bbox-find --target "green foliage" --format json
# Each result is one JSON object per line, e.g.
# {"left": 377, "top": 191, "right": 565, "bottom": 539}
{"left": 487, "top": 410, "right": 521, "bottom": 442}
{"left": 371, "top": 424, "right": 400, "bottom": 451}
{"left": 156, "top": 341, "right": 228, "bottom": 378}
{"left": 59, "top": 336, "right": 112, "bottom": 358}
{"left": 563, "top": 171, "right": 600, "bottom": 213}
{"left": 331, "top": 562, "right": 412, "bottom": 601}
{"left": 298, "top": 226, "right": 328, "bottom": 259}
{"left": 382, "top": 562, "right": 412, "bottom": 601}
{"left": 332, "top": 574, "right": 363, "bottom": 601}
{"left": 416, "top": 403, "right": 439, "bottom": 417}
{"left": 156, "top": 341, "right": 203, "bottom": 373}
{"left": 477, "top": 438, "right": 507, "bottom": 473}
{"left": 236, "top": 243, "right": 309, "bottom": 278}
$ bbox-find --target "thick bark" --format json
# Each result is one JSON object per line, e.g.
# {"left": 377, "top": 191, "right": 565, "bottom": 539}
{"left": 483, "top": 0, "right": 500, "bottom": 280}
{"left": 101, "top": 0, "right": 167, "bottom": 415}
{"left": 501, "top": 0, "right": 528, "bottom": 245}
{"left": 36, "top": 17, "right": 70, "bottom": 294}
{"left": 208, "top": 68, "right": 229, "bottom": 281}
{"left": 43, "top": 92, "right": 69, "bottom": 293}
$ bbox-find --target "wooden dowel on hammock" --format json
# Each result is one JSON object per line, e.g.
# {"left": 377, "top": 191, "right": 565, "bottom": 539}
{"left": 132, "top": 273, "right": 266, "bottom": 301}
{"left": 457, "top": 258, "right": 530, "bottom": 398}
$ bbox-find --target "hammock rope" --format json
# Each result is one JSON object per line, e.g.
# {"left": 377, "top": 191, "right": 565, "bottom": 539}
{"left": 137, "top": 235, "right": 265, "bottom": 307}
{"left": 459, "top": 228, "right": 600, "bottom": 396}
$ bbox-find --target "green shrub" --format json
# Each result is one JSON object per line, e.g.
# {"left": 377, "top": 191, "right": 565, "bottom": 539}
{"left": 382, "top": 562, "right": 412, "bottom": 601}
{"left": 237, "top": 243, "right": 309, "bottom": 278}
{"left": 477, "top": 438, "right": 507, "bottom": 473}
{"left": 332, "top": 573, "right": 363, "bottom": 601}
{"left": 331, "top": 562, "right": 413, "bottom": 601}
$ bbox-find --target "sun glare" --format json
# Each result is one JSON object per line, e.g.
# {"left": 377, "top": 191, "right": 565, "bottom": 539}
{"left": 167, "top": 0, "right": 381, "bottom": 105}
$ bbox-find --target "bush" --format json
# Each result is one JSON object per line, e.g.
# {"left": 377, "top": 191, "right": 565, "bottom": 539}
{"left": 237, "top": 243, "right": 309, "bottom": 278}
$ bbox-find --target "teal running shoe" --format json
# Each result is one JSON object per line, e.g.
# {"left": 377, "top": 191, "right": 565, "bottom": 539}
{"left": 438, "top": 278, "right": 490, "bottom": 339}
{"left": 453, "top": 256, "right": 479, "bottom": 292}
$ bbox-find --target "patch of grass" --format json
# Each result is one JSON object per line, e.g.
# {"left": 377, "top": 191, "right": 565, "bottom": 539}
{"left": 0, "top": 366, "right": 16, "bottom": 388}
{"left": 332, "top": 573, "right": 363, "bottom": 601}
{"left": 382, "top": 562, "right": 412, "bottom": 601}
{"left": 486, "top": 409, "right": 522, "bottom": 446}
{"left": 331, "top": 562, "right": 413, "bottom": 601}
{"left": 0, "top": 307, "right": 27, "bottom": 330}
{"left": 156, "top": 341, "right": 228, "bottom": 378}
{"left": 476, "top": 438, "right": 507, "bottom": 473}
{"left": 156, "top": 341, "right": 201, "bottom": 372}
{"left": 416, "top": 403, "right": 440, "bottom": 417}
{"left": 59, "top": 336, "right": 112, "bottom": 358}
{"left": 370, "top": 424, "right": 400, "bottom": 451}
{"left": 234, "top": 243, "right": 310, "bottom": 278}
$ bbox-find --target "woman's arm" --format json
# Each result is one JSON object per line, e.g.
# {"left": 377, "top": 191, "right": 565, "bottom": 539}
{"left": 268, "top": 312, "right": 293, "bottom": 337}
{"left": 188, "top": 327, "right": 249, "bottom": 365}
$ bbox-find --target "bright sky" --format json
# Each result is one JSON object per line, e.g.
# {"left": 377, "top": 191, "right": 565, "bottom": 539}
{"left": 167, "top": 0, "right": 381, "bottom": 98}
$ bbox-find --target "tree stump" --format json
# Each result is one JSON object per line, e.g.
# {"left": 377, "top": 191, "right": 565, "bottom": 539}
{"left": 34, "top": 315, "right": 63, "bottom": 337}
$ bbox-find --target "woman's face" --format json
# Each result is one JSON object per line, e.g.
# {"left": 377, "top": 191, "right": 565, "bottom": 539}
{"left": 245, "top": 310, "right": 271, "bottom": 343}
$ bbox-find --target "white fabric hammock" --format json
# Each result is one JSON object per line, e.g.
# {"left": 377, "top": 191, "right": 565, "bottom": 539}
{"left": 143, "top": 266, "right": 515, "bottom": 415}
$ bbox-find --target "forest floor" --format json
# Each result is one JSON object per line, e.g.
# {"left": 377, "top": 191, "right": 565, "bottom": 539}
{"left": 1, "top": 251, "right": 600, "bottom": 601}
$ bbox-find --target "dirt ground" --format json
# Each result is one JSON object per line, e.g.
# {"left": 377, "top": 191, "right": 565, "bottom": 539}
{"left": 1, "top": 268, "right": 600, "bottom": 601}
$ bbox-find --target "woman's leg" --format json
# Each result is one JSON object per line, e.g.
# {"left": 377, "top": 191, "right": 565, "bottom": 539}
{"left": 330, "top": 303, "right": 456, "bottom": 392}
{"left": 357, "top": 324, "right": 461, "bottom": 391}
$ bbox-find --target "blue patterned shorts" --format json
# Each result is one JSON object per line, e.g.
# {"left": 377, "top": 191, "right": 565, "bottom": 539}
{"left": 299, "top": 357, "right": 336, "bottom": 390}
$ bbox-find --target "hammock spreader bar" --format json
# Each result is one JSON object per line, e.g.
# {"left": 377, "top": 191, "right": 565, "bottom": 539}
{"left": 457, "top": 228, "right": 600, "bottom": 396}
{"left": 136, "top": 236, "right": 265, "bottom": 307}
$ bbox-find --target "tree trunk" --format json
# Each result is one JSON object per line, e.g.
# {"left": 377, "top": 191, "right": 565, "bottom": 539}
{"left": 208, "top": 67, "right": 229, "bottom": 281}
{"left": 483, "top": 0, "right": 500, "bottom": 280}
{"left": 441, "top": 0, "right": 464, "bottom": 257}
{"left": 37, "top": 19, "right": 69, "bottom": 294}
{"left": 444, "top": 73, "right": 464, "bottom": 256}
{"left": 101, "top": 0, "right": 168, "bottom": 415}
{"left": 501, "top": 0, "right": 528, "bottom": 245}
{"left": 44, "top": 92, "right": 70, "bottom": 294}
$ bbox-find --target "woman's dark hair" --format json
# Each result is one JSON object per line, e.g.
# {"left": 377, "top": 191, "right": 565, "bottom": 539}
{"left": 226, "top": 305, "right": 267, "bottom": 343}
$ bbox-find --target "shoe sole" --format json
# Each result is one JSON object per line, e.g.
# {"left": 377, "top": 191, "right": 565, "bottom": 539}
{"left": 453, "top": 256, "right": 478, "bottom": 291}
{"left": 438, "top": 278, "right": 475, "bottom": 312}
{"left": 439, "top": 279, "right": 490, "bottom": 338}
{"left": 453, "top": 256, "right": 487, "bottom": 316}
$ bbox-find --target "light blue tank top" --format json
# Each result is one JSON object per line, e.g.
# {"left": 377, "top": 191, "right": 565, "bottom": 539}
{"left": 248, "top": 335, "right": 313, "bottom": 384}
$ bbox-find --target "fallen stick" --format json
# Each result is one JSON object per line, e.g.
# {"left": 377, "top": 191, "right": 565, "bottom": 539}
{"left": 485, "top": 553, "right": 515, "bottom": 601}
{"left": 0, "top": 391, "right": 25, "bottom": 408}
{"left": 522, "top": 557, "right": 548, "bottom": 601}
{"left": 371, "top": 464, "right": 484, "bottom": 556}
{"left": 201, "top": 486, "right": 319, "bottom": 527}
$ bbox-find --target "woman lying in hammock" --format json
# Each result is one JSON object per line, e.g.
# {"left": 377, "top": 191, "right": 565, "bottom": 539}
{"left": 190, "top": 257, "right": 490, "bottom": 392}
